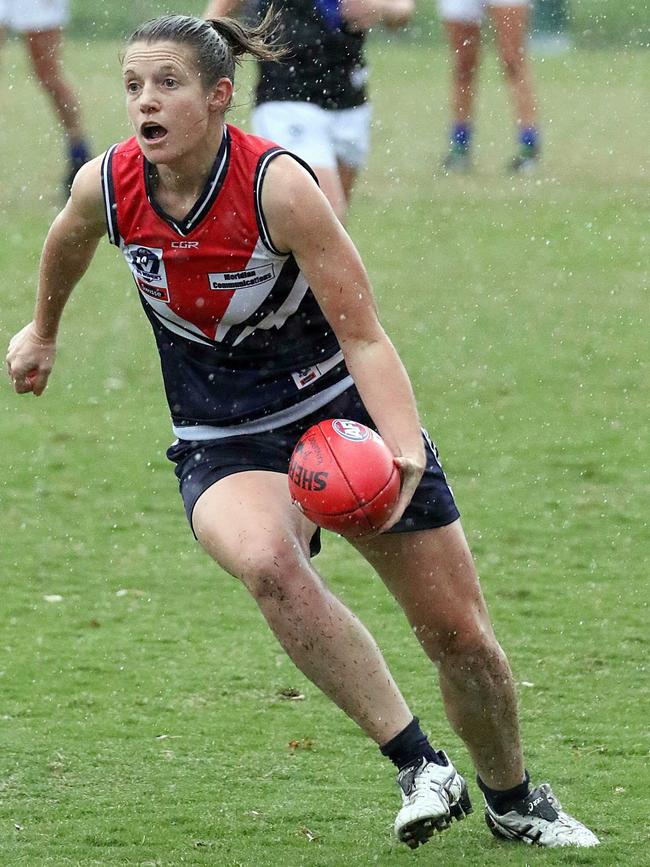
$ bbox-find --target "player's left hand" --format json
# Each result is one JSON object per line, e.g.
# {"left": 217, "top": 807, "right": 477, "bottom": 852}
{"left": 6, "top": 322, "right": 57, "bottom": 396}
{"left": 375, "top": 454, "right": 425, "bottom": 533}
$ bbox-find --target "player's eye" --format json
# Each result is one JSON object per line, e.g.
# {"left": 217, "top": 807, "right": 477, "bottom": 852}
{"left": 163, "top": 78, "right": 178, "bottom": 88}
{"left": 125, "top": 80, "right": 140, "bottom": 94}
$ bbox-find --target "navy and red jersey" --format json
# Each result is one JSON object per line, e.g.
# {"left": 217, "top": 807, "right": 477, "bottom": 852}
{"left": 100, "top": 124, "right": 352, "bottom": 440}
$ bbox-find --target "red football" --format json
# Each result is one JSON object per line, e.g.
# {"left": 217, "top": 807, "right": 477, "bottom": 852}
{"left": 288, "top": 418, "right": 401, "bottom": 538}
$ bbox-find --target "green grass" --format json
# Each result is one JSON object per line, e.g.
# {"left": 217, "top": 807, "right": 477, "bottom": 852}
{"left": 64, "top": 0, "right": 650, "bottom": 46}
{"left": 1, "top": 37, "right": 649, "bottom": 866}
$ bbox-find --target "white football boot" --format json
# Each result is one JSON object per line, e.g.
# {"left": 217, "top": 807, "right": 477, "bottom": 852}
{"left": 484, "top": 782, "right": 600, "bottom": 847}
{"left": 394, "top": 753, "right": 472, "bottom": 849}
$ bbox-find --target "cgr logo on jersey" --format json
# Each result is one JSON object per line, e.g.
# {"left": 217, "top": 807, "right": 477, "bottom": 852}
{"left": 123, "top": 244, "right": 170, "bottom": 302}
{"left": 332, "top": 419, "right": 371, "bottom": 443}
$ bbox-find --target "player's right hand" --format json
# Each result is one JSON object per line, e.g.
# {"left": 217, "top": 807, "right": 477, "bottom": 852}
{"left": 375, "top": 453, "right": 425, "bottom": 533}
{"left": 6, "top": 322, "right": 57, "bottom": 396}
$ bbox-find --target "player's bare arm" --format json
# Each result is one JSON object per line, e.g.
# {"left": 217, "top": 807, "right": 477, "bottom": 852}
{"left": 203, "top": 0, "right": 242, "bottom": 18}
{"left": 6, "top": 156, "right": 106, "bottom": 396}
{"left": 342, "top": 0, "right": 414, "bottom": 31}
{"left": 261, "top": 155, "right": 425, "bottom": 526}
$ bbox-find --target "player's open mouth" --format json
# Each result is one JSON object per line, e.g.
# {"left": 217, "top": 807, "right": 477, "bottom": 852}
{"left": 141, "top": 123, "right": 168, "bottom": 141}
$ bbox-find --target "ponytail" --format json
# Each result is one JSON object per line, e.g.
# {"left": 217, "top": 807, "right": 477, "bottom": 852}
{"left": 209, "top": 7, "right": 286, "bottom": 64}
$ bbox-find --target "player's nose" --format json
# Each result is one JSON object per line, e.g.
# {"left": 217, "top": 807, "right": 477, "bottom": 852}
{"left": 138, "top": 82, "right": 160, "bottom": 112}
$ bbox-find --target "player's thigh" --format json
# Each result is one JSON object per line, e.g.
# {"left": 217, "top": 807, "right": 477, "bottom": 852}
{"left": 192, "top": 469, "right": 316, "bottom": 588}
{"left": 355, "top": 521, "right": 496, "bottom": 644}
{"left": 489, "top": 3, "right": 530, "bottom": 63}
{"left": 252, "top": 101, "right": 337, "bottom": 170}
{"left": 305, "top": 164, "right": 346, "bottom": 221}
{"left": 445, "top": 20, "right": 482, "bottom": 73}
{"left": 331, "top": 103, "right": 372, "bottom": 174}
{"left": 26, "top": 28, "right": 63, "bottom": 80}
{"left": 5, "top": 0, "right": 68, "bottom": 32}
{"left": 336, "top": 161, "right": 358, "bottom": 204}
{"left": 437, "top": 0, "right": 484, "bottom": 25}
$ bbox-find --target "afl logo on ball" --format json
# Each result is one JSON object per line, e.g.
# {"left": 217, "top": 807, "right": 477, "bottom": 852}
{"left": 332, "top": 419, "right": 371, "bottom": 442}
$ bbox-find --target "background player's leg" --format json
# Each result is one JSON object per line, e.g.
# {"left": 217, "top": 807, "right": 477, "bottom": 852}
{"left": 336, "top": 161, "right": 359, "bottom": 213}
{"left": 442, "top": 19, "right": 481, "bottom": 170}
{"left": 311, "top": 164, "right": 349, "bottom": 223}
{"left": 192, "top": 470, "right": 412, "bottom": 744}
{"left": 25, "top": 29, "right": 81, "bottom": 135}
{"left": 355, "top": 520, "right": 526, "bottom": 790}
{"left": 489, "top": 4, "right": 539, "bottom": 169}
{"left": 25, "top": 28, "right": 90, "bottom": 188}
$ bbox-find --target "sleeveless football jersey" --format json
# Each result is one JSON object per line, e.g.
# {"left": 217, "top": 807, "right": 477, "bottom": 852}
{"left": 255, "top": 0, "right": 367, "bottom": 110}
{"left": 100, "top": 124, "right": 352, "bottom": 440}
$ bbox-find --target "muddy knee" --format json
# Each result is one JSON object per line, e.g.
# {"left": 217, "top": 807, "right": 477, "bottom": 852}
{"left": 236, "top": 545, "right": 311, "bottom": 603}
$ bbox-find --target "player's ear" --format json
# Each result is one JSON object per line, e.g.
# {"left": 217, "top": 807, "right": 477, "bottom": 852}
{"left": 208, "top": 77, "right": 233, "bottom": 113}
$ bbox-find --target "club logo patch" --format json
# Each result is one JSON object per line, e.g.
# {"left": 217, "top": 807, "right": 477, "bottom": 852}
{"left": 123, "top": 244, "right": 170, "bottom": 302}
{"left": 332, "top": 419, "right": 371, "bottom": 442}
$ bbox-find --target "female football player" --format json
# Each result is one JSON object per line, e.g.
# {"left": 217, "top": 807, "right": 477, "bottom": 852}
{"left": 7, "top": 13, "right": 597, "bottom": 850}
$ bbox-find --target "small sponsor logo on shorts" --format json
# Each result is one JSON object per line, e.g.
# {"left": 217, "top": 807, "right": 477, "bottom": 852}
{"left": 292, "top": 367, "right": 319, "bottom": 389}
{"left": 332, "top": 419, "right": 370, "bottom": 442}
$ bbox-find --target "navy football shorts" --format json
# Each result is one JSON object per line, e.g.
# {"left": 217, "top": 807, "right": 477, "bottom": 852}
{"left": 166, "top": 385, "right": 460, "bottom": 556}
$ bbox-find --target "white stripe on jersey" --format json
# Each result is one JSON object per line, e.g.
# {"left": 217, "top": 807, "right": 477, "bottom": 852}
{"left": 184, "top": 127, "right": 231, "bottom": 233}
{"left": 146, "top": 305, "right": 215, "bottom": 346}
{"left": 173, "top": 375, "right": 354, "bottom": 441}
{"left": 214, "top": 237, "right": 291, "bottom": 342}
{"left": 255, "top": 149, "right": 288, "bottom": 255}
{"left": 101, "top": 144, "right": 120, "bottom": 246}
{"left": 231, "top": 266, "right": 309, "bottom": 345}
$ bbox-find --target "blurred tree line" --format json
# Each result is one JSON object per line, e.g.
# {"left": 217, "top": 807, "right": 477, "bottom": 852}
{"left": 68, "top": 0, "right": 649, "bottom": 47}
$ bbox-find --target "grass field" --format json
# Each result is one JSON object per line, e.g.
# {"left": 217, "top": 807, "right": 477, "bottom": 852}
{"left": 64, "top": 0, "right": 650, "bottom": 47}
{"left": 1, "top": 34, "right": 649, "bottom": 866}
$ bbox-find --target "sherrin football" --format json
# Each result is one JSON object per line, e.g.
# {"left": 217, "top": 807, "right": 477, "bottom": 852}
{"left": 288, "top": 419, "right": 400, "bottom": 538}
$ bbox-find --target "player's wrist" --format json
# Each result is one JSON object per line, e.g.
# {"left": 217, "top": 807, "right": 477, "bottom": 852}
{"left": 29, "top": 320, "right": 58, "bottom": 345}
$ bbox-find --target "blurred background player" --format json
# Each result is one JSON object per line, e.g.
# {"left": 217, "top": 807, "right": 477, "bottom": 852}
{"left": 438, "top": 0, "right": 540, "bottom": 172}
{"left": 203, "top": 0, "right": 414, "bottom": 221}
{"left": 0, "top": 0, "right": 91, "bottom": 192}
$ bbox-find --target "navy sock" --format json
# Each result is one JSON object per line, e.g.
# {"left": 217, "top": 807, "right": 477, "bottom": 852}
{"left": 451, "top": 122, "right": 471, "bottom": 150}
{"left": 519, "top": 126, "right": 539, "bottom": 150}
{"left": 69, "top": 139, "right": 90, "bottom": 165}
{"left": 477, "top": 771, "right": 531, "bottom": 814}
{"left": 379, "top": 717, "right": 446, "bottom": 771}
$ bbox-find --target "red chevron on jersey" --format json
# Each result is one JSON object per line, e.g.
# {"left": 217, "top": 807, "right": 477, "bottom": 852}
{"left": 101, "top": 125, "right": 299, "bottom": 347}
